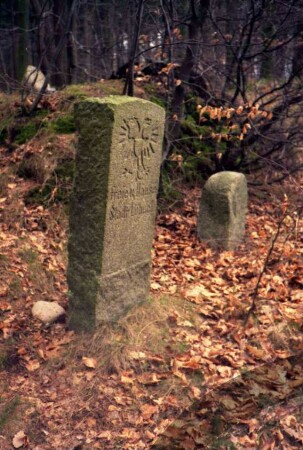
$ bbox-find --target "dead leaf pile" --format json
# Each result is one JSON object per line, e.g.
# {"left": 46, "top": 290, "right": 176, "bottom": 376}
{"left": 1, "top": 145, "right": 303, "bottom": 449}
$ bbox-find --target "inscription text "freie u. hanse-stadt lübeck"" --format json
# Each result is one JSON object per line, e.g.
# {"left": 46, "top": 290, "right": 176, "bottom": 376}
{"left": 110, "top": 183, "right": 158, "bottom": 201}
{"left": 109, "top": 199, "right": 155, "bottom": 221}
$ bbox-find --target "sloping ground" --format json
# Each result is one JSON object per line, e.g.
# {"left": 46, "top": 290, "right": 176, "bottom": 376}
{"left": 1, "top": 150, "right": 303, "bottom": 449}
{"left": 1, "top": 88, "right": 303, "bottom": 449}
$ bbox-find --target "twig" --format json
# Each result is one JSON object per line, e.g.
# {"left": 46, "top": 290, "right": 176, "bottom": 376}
{"left": 244, "top": 211, "right": 287, "bottom": 325}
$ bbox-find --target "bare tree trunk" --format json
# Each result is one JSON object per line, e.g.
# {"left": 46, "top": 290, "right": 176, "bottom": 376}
{"left": 67, "top": 8, "right": 78, "bottom": 84}
{"left": 30, "top": 0, "right": 53, "bottom": 73}
{"left": 16, "top": 0, "right": 29, "bottom": 81}
{"left": 292, "top": 6, "right": 303, "bottom": 77}
{"left": 83, "top": 1, "right": 93, "bottom": 82}
{"left": 28, "top": 0, "right": 78, "bottom": 114}
{"left": 52, "top": 0, "right": 67, "bottom": 86}
{"left": 123, "top": 0, "right": 145, "bottom": 96}
{"left": 165, "top": 0, "right": 210, "bottom": 156}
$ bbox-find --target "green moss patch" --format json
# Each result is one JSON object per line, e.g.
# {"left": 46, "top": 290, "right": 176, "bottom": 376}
{"left": 14, "top": 123, "right": 38, "bottom": 144}
{"left": 49, "top": 114, "right": 76, "bottom": 134}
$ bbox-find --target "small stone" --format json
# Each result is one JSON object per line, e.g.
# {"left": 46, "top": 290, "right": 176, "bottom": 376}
{"left": 32, "top": 301, "right": 65, "bottom": 324}
{"left": 197, "top": 171, "right": 247, "bottom": 250}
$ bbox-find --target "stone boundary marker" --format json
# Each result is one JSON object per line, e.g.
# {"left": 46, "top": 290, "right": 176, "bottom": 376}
{"left": 197, "top": 171, "right": 247, "bottom": 250}
{"left": 68, "top": 96, "right": 165, "bottom": 331}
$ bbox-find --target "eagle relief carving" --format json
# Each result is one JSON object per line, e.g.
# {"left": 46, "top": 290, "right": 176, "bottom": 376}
{"left": 119, "top": 117, "right": 160, "bottom": 180}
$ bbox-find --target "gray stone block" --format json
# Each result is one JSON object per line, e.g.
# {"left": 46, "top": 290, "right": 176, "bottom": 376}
{"left": 67, "top": 96, "right": 165, "bottom": 331}
{"left": 197, "top": 171, "right": 247, "bottom": 250}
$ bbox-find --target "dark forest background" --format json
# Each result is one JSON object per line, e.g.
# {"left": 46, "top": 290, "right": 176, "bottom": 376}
{"left": 1, "top": 0, "right": 303, "bottom": 180}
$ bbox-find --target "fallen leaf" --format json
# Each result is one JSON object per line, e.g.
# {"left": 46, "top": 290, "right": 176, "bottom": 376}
{"left": 86, "top": 417, "right": 97, "bottom": 427}
{"left": 140, "top": 403, "right": 159, "bottom": 420}
{"left": 12, "top": 430, "right": 27, "bottom": 448}
{"left": 185, "top": 285, "right": 216, "bottom": 299}
{"left": 137, "top": 372, "right": 165, "bottom": 385}
{"left": 98, "top": 430, "right": 112, "bottom": 440}
{"left": 82, "top": 356, "right": 97, "bottom": 369}
{"left": 114, "top": 396, "right": 127, "bottom": 406}
{"left": 151, "top": 282, "right": 161, "bottom": 290}
{"left": 25, "top": 360, "right": 40, "bottom": 372}
{"left": 246, "top": 344, "right": 268, "bottom": 360}
{"left": 128, "top": 351, "right": 147, "bottom": 360}
{"left": 121, "top": 374, "right": 134, "bottom": 384}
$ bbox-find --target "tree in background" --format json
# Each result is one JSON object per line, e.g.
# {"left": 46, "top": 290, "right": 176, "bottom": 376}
{"left": 0, "top": 0, "right": 303, "bottom": 180}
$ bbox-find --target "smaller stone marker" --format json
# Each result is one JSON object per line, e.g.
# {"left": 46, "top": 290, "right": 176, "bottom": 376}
{"left": 197, "top": 171, "right": 247, "bottom": 250}
{"left": 68, "top": 96, "right": 165, "bottom": 331}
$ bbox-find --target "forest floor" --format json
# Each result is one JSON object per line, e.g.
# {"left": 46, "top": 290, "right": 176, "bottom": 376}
{"left": 1, "top": 88, "right": 303, "bottom": 449}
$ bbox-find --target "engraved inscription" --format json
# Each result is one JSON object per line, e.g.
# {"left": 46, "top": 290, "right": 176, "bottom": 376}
{"left": 109, "top": 200, "right": 155, "bottom": 221}
{"left": 110, "top": 183, "right": 158, "bottom": 201}
{"left": 109, "top": 183, "right": 158, "bottom": 221}
{"left": 119, "top": 117, "right": 160, "bottom": 180}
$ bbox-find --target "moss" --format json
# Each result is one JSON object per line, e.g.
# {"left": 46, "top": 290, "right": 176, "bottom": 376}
{"left": 97, "top": 80, "right": 123, "bottom": 95}
{"left": 34, "top": 109, "right": 49, "bottom": 119}
{"left": 14, "top": 122, "right": 37, "bottom": 144}
{"left": 51, "top": 114, "right": 76, "bottom": 134}
{"left": 63, "top": 81, "right": 122, "bottom": 100}
{"left": 143, "top": 83, "right": 167, "bottom": 108}
{"left": 149, "top": 95, "right": 166, "bottom": 108}
{"left": 63, "top": 84, "right": 90, "bottom": 99}
{"left": 181, "top": 116, "right": 204, "bottom": 136}
{"left": 182, "top": 154, "right": 208, "bottom": 184}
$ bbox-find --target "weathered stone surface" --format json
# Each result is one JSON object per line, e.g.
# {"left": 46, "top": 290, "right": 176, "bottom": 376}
{"left": 32, "top": 301, "right": 65, "bottom": 324}
{"left": 68, "top": 96, "right": 165, "bottom": 331}
{"left": 23, "top": 65, "right": 55, "bottom": 93}
{"left": 197, "top": 171, "right": 247, "bottom": 250}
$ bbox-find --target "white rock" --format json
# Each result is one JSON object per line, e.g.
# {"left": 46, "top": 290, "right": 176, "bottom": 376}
{"left": 23, "top": 65, "right": 56, "bottom": 93}
{"left": 32, "top": 301, "right": 65, "bottom": 324}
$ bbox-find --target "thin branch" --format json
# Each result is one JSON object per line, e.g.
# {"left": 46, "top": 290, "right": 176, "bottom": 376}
{"left": 28, "top": 0, "right": 78, "bottom": 114}
{"left": 244, "top": 211, "right": 287, "bottom": 325}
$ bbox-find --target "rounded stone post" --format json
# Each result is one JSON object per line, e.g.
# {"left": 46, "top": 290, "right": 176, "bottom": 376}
{"left": 197, "top": 171, "right": 248, "bottom": 250}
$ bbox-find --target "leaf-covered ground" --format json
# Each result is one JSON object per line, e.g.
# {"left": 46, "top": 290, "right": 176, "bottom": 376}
{"left": 1, "top": 121, "right": 303, "bottom": 449}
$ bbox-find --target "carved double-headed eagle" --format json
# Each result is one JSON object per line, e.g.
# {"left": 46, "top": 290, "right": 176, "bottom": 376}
{"left": 119, "top": 117, "right": 159, "bottom": 180}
